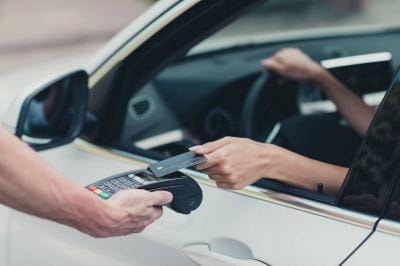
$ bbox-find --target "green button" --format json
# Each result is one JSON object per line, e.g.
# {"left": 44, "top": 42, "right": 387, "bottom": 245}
{"left": 99, "top": 192, "right": 110, "bottom": 199}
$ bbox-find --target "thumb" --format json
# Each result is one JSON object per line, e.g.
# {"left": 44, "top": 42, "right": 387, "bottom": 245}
{"left": 149, "top": 191, "right": 173, "bottom": 206}
{"left": 190, "top": 137, "right": 234, "bottom": 154}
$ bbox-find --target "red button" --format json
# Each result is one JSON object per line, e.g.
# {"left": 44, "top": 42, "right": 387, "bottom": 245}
{"left": 88, "top": 185, "right": 97, "bottom": 191}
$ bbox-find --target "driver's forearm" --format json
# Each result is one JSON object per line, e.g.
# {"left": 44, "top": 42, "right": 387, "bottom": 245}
{"left": 270, "top": 147, "right": 348, "bottom": 196}
{"left": 0, "top": 127, "right": 115, "bottom": 235}
{"left": 313, "top": 68, "right": 375, "bottom": 136}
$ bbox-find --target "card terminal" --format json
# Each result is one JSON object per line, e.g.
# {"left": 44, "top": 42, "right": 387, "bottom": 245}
{"left": 86, "top": 169, "right": 203, "bottom": 214}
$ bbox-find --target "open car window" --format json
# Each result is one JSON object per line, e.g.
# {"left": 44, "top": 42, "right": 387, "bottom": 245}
{"left": 90, "top": 0, "right": 398, "bottom": 209}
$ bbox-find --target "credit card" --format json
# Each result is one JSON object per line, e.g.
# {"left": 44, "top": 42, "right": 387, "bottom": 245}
{"left": 148, "top": 151, "right": 207, "bottom": 178}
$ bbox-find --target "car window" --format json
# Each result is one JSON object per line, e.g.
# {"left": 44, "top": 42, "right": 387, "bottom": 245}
{"left": 338, "top": 68, "right": 400, "bottom": 216}
{"left": 103, "top": 0, "right": 397, "bottom": 206}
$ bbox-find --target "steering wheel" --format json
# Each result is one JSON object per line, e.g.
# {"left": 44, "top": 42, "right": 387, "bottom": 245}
{"left": 240, "top": 72, "right": 299, "bottom": 142}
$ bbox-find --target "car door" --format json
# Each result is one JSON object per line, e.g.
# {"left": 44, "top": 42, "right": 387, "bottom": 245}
{"left": 5, "top": 139, "right": 377, "bottom": 266}
{"left": 6, "top": 0, "right": 398, "bottom": 265}
{"left": 8, "top": 90, "right": 397, "bottom": 266}
{"left": 0, "top": 205, "right": 10, "bottom": 266}
{"left": 343, "top": 220, "right": 400, "bottom": 265}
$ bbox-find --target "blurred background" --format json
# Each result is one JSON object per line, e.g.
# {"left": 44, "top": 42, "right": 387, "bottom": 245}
{"left": 0, "top": 0, "right": 398, "bottom": 76}
{"left": 0, "top": 0, "right": 151, "bottom": 75}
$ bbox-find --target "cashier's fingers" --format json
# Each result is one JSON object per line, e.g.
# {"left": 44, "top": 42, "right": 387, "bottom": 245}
{"left": 110, "top": 189, "right": 172, "bottom": 208}
{"left": 148, "top": 206, "right": 163, "bottom": 223}
{"left": 150, "top": 191, "right": 173, "bottom": 207}
{"left": 128, "top": 207, "right": 163, "bottom": 234}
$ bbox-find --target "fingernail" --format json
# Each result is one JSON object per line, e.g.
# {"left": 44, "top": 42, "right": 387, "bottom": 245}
{"left": 189, "top": 145, "right": 201, "bottom": 151}
{"left": 167, "top": 192, "right": 173, "bottom": 202}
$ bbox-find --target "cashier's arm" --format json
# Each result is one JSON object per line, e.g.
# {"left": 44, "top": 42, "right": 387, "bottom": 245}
{"left": 0, "top": 126, "right": 172, "bottom": 237}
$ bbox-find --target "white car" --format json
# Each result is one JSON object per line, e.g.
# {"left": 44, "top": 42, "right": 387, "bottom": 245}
{"left": 2, "top": 0, "right": 400, "bottom": 265}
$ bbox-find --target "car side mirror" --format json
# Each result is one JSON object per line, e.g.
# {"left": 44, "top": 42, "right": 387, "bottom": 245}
{"left": 4, "top": 70, "right": 88, "bottom": 151}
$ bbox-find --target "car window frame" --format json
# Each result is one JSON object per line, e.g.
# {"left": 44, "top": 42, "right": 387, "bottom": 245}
{"left": 85, "top": 0, "right": 398, "bottom": 216}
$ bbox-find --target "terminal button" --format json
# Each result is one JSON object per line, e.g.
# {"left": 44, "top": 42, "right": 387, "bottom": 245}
{"left": 100, "top": 192, "right": 110, "bottom": 199}
{"left": 87, "top": 185, "right": 97, "bottom": 191}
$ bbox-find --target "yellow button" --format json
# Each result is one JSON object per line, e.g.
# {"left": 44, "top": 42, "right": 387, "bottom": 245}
{"left": 94, "top": 189, "right": 102, "bottom": 195}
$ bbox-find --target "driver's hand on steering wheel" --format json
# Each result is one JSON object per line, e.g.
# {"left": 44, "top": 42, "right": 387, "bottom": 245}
{"left": 190, "top": 137, "right": 286, "bottom": 190}
{"left": 261, "top": 48, "right": 324, "bottom": 81}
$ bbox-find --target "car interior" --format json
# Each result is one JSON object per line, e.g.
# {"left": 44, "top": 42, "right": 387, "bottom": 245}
{"left": 119, "top": 41, "right": 393, "bottom": 152}
{"left": 86, "top": 1, "right": 400, "bottom": 203}
{"left": 114, "top": 37, "right": 394, "bottom": 200}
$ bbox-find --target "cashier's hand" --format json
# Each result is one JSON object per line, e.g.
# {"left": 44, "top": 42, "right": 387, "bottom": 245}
{"left": 190, "top": 137, "right": 283, "bottom": 190}
{"left": 91, "top": 190, "right": 172, "bottom": 237}
{"left": 261, "top": 48, "right": 323, "bottom": 81}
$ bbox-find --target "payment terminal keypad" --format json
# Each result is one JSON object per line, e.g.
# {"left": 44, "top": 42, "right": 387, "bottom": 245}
{"left": 86, "top": 172, "right": 157, "bottom": 199}
{"left": 85, "top": 169, "right": 203, "bottom": 214}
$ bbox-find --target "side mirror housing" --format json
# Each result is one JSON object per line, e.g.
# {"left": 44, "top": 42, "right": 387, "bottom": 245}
{"left": 3, "top": 70, "right": 88, "bottom": 151}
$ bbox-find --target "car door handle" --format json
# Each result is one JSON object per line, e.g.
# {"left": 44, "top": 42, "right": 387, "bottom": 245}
{"left": 182, "top": 238, "right": 270, "bottom": 266}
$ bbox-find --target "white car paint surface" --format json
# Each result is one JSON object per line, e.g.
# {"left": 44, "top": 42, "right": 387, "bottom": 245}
{"left": 3, "top": 141, "right": 372, "bottom": 266}
{"left": 344, "top": 220, "right": 400, "bottom": 265}
{"left": 0, "top": 205, "right": 10, "bottom": 266}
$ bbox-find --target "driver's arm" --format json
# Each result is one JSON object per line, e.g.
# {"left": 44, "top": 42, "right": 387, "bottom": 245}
{"left": 262, "top": 48, "right": 375, "bottom": 136}
{"left": 191, "top": 137, "right": 348, "bottom": 196}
